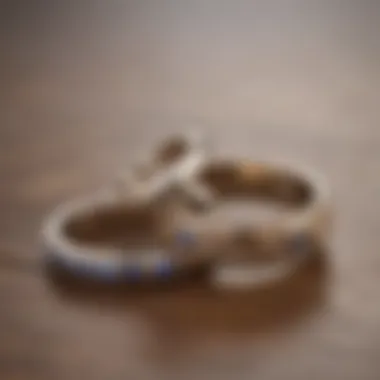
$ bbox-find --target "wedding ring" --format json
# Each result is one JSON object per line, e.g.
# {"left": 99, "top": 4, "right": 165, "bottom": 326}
{"left": 169, "top": 158, "right": 331, "bottom": 288}
{"left": 41, "top": 133, "right": 209, "bottom": 281}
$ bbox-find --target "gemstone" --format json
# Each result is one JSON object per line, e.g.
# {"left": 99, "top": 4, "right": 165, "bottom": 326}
{"left": 93, "top": 263, "right": 121, "bottom": 281}
{"left": 123, "top": 263, "right": 142, "bottom": 281}
{"left": 155, "top": 259, "right": 173, "bottom": 277}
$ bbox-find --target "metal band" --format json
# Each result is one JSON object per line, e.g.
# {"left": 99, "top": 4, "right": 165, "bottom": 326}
{"left": 41, "top": 133, "right": 209, "bottom": 281}
{"left": 170, "top": 158, "right": 331, "bottom": 289}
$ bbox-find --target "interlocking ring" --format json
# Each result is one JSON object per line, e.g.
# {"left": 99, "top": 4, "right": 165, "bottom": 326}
{"left": 170, "top": 157, "right": 331, "bottom": 289}
{"left": 42, "top": 132, "right": 331, "bottom": 289}
{"left": 41, "top": 132, "right": 210, "bottom": 281}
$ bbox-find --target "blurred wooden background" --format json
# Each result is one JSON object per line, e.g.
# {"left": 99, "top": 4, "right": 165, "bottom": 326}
{"left": 1, "top": 1, "right": 380, "bottom": 379}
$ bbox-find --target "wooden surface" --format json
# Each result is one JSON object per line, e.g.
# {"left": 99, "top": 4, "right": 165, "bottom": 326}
{"left": 1, "top": 1, "right": 380, "bottom": 379}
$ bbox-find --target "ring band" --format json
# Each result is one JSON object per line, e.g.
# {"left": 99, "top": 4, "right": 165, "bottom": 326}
{"left": 167, "top": 158, "right": 331, "bottom": 288}
{"left": 41, "top": 133, "right": 209, "bottom": 281}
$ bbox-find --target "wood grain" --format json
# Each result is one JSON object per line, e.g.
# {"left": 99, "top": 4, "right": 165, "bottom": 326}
{"left": 1, "top": 1, "right": 380, "bottom": 379}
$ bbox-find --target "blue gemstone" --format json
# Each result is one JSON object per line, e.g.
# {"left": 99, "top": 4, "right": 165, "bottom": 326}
{"left": 72, "top": 260, "right": 93, "bottom": 277}
{"left": 93, "top": 264, "right": 121, "bottom": 281}
{"left": 123, "top": 264, "right": 142, "bottom": 281}
{"left": 155, "top": 260, "right": 173, "bottom": 277}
